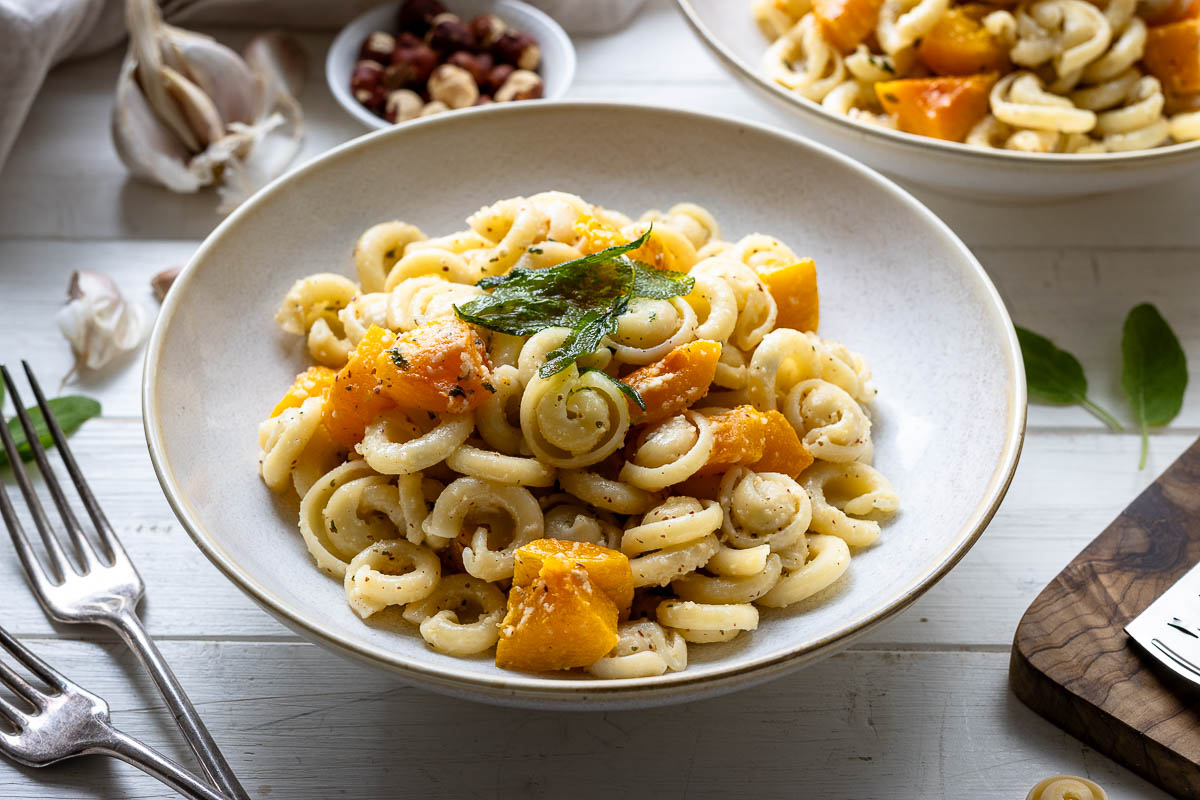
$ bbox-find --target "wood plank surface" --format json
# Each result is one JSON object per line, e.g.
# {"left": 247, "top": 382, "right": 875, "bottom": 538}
{"left": 1012, "top": 438, "right": 1200, "bottom": 800}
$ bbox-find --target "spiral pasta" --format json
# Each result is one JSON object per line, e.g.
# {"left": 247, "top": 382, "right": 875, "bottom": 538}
{"left": 259, "top": 194, "right": 898, "bottom": 677}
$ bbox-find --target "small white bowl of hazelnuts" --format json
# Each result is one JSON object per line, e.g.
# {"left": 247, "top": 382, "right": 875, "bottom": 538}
{"left": 327, "top": 0, "right": 575, "bottom": 129}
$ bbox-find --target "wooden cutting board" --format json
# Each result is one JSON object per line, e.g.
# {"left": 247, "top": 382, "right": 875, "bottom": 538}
{"left": 1011, "top": 437, "right": 1200, "bottom": 800}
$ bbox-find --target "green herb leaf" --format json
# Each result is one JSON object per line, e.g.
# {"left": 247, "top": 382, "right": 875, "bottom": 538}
{"left": 1, "top": 396, "right": 102, "bottom": 467}
{"left": 580, "top": 367, "right": 646, "bottom": 411}
{"left": 1016, "top": 326, "right": 1123, "bottom": 431}
{"left": 457, "top": 226, "right": 693, "bottom": 378}
{"left": 1121, "top": 304, "right": 1188, "bottom": 469}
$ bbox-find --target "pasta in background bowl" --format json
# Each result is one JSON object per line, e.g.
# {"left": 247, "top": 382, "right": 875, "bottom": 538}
{"left": 677, "top": 0, "right": 1200, "bottom": 199}
{"left": 144, "top": 102, "right": 1024, "bottom": 708}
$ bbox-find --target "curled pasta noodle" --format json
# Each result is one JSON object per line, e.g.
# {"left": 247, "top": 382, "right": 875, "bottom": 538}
{"left": 466, "top": 199, "right": 550, "bottom": 277}
{"left": 1026, "top": 776, "right": 1109, "bottom": 800}
{"left": 488, "top": 333, "right": 524, "bottom": 370}
{"left": 619, "top": 412, "right": 714, "bottom": 491}
{"left": 541, "top": 494, "right": 622, "bottom": 549}
{"left": 559, "top": 469, "right": 661, "bottom": 515}
{"left": 607, "top": 297, "right": 699, "bottom": 365}
{"left": 274, "top": 273, "right": 359, "bottom": 367}
{"left": 395, "top": 473, "right": 432, "bottom": 544}
{"left": 356, "top": 411, "right": 474, "bottom": 475}
{"left": 446, "top": 444, "right": 556, "bottom": 487}
{"left": 402, "top": 574, "right": 506, "bottom": 655}
{"left": 585, "top": 620, "right": 688, "bottom": 679}
{"left": 405, "top": 230, "right": 491, "bottom": 256}
{"left": 728, "top": 233, "right": 798, "bottom": 271}
{"left": 621, "top": 496, "right": 724, "bottom": 557}
{"left": 354, "top": 221, "right": 426, "bottom": 293}
{"left": 639, "top": 203, "right": 721, "bottom": 251}
{"left": 689, "top": 257, "right": 776, "bottom": 350}
{"left": 1081, "top": 16, "right": 1145, "bottom": 83}
{"left": 719, "top": 467, "right": 812, "bottom": 552}
{"left": 752, "top": 0, "right": 801, "bottom": 40}
{"left": 1170, "top": 110, "right": 1200, "bottom": 142}
{"left": 991, "top": 72, "right": 1097, "bottom": 133}
{"left": 707, "top": 543, "right": 771, "bottom": 577}
{"left": 290, "top": 424, "right": 345, "bottom": 498}
{"left": 656, "top": 599, "right": 759, "bottom": 643}
{"left": 1011, "top": 0, "right": 1112, "bottom": 77}
{"left": 338, "top": 292, "right": 390, "bottom": 346}
{"left": 876, "top": 0, "right": 950, "bottom": 55}
{"left": 784, "top": 379, "right": 873, "bottom": 463}
{"left": 1093, "top": 76, "right": 1169, "bottom": 151}
{"left": 257, "top": 395, "right": 324, "bottom": 492}
{"left": 629, "top": 534, "right": 721, "bottom": 588}
{"left": 344, "top": 539, "right": 440, "bottom": 618}
{"left": 805, "top": 461, "right": 899, "bottom": 547}
{"left": 673, "top": 553, "right": 783, "bottom": 604}
{"left": 513, "top": 240, "right": 584, "bottom": 270}
{"left": 759, "top": 534, "right": 851, "bottom": 607}
{"left": 845, "top": 45, "right": 916, "bottom": 83}
{"left": 520, "top": 365, "right": 630, "bottom": 468}
{"left": 966, "top": 115, "right": 1013, "bottom": 148}
{"left": 1070, "top": 66, "right": 1140, "bottom": 111}
{"left": 527, "top": 190, "right": 594, "bottom": 243}
{"left": 383, "top": 247, "right": 476, "bottom": 290}
{"left": 298, "top": 460, "right": 384, "bottom": 577}
{"left": 421, "top": 476, "right": 543, "bottom": 579}
{"left": 386, "top": 274, "right": 483, "bottom": 332}
{"left": 762, "top": 14, "right": 846, "bottom": 101}
{"left": 747, "top": 328, "right": 821, "bottom": 410}
{"left": 475, "top": 365, "right": 527, "bottom": 455}
{"left": 713, "top": 344, "right": 749, "bottom": 389}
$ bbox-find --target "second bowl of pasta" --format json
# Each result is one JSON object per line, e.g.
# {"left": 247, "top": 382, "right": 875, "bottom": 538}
{"left": 144, "top": 101, "right": 1024, "bottom": 707}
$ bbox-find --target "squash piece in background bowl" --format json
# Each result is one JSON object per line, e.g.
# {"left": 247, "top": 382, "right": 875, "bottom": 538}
{"left": 917, "top": 6, "right": 1010, "bottom": 76}
{"left": 875, "top": 73, "right": 996, "bottom": 142}
{"left": 1145, "top": 19, "right": 1200, "bottom": 95}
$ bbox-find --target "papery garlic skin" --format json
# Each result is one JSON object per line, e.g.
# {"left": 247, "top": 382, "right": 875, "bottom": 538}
{"left": 55, "top": 271, "right": 151, "bottom": 374}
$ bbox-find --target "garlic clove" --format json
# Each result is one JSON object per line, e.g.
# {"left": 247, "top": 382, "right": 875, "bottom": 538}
{"left": 56, "top": 271, "right": 151, "bottom": 376}
{"left": 163, "top": 25, "right": 260, "bottom": 127}
{"left": 126, "top": 0, "right": 202, "bottom": 152}
{"left": 161, "top": 66, "right": 226, "bottom": 147}
{"left": 112, "top": 57, "right": 204, "bottom": 193}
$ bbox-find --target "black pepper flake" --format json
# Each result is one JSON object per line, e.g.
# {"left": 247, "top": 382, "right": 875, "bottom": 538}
{"left": 482, "top": 381, "right": 496, "bottom": 393}
{"left": 448, "top": 386, "right": 466, "bottom": 398}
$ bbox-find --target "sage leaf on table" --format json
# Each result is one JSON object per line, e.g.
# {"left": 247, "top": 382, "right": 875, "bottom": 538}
{"left": 0, "top": 396, "right": 102, "bottom": 467}
{"left": 455, "top": 227, "right": 694, "bottom": 380}
{"left": 1121, "top": 303, "right": 1188, "bottom": 469}
{"left": 1015, "top": 326, "right": 1123, "bottom": 431}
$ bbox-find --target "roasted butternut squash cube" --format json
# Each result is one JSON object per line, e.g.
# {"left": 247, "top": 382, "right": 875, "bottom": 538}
{"left": 623, "top": 340, "right": 722, "bottom": 424}
{"left": 813, "top": 0, "right": 885, "bottom": 52}
{"left": 324, "top": 326, "right": 396, "bottom": 448}
{"left": 272, "top": 366, "right": 337, "bottom": 417}
{"left": 695, "top": 405, "right": 771, "bottom": 476}
{"left": 747, "top": 410, "right": 815, "bottom": 477}
{"left": 876, "top": 74, "right": 996, "bottom": 142}
{"left": 374, "top": 318, "right": 493, "bottom": 415}
{"left": 756, "top": 259, "right": 819, "bottom": 333}
{"left": 917, "top": 7, "right": 1010, "bottom": 76}
{"left": 513, "top": 539, "right": 635, "bottom": 616}
{"left": 1145, "top": 0, "right": 1200, "bottom": 26}
{"left": 1145, "top": 19, "right": 1200, "bottom": 95}
{"left": 495, "top": 555, "right": 620, "bottom": 672}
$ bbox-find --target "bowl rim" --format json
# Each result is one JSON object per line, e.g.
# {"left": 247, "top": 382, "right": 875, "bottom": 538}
{"left": 325, "top": 0, "right": 577, "bottom": 131}
{"left": 143, "top": 100, "right": 1027, "bottom": 704}
{"left": 675, "top": 0, "right": 1200, "bottom": 167}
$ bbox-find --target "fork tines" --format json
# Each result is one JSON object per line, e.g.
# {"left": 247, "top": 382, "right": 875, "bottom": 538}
{"left": 0, "top": 362, "right": 119, "bottom": 585}
{"left": 0, "top": 623, "right": 70, "bottom": 728}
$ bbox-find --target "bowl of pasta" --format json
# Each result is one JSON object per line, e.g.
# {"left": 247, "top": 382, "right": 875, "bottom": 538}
{"left": 676, "top": 0, "right": 1200, "bottom": 199}
{"left": 143, "top": 101, "right": 1025, "bottom": 708}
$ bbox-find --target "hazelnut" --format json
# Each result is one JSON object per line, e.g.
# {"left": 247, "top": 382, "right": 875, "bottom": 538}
{"left": 427, "top": 63, "right": 479, "bottom": 109}
{"left": 397, "top": 0, "right": 446, "bottom": 35}
{"left": 396, "top": 31, "right": 422, "bottom": 48}
{"left": 446, "top": 50, "right": 493, "bottom": 86}
{"left": 383, "top": 43, "right": 437, "bottom": 88}
{"left": 428, "top": 14, "right": 476, "bottom": 52}
{"left": 350, "top": 59, "right": 384, "bottom": 103}
{"left": 359, "top": 31, "right": 396, "bottom": 64}
{"left": 494, "top": 69, "right": 543, "bottom": 102}
{"left": 485, "top": 63, "right": 515, "bottom": 93}
{"left": 492, "top": 31, "right": 540, "bottom": 71}
{"left": 420, "top": 100, "right": 450, "bottom": 116}
{"left": 385, "top": 89, "right": 424, "bottom": 123}
{"left": 469, "top": 14, "right": 508, "bottom": 48}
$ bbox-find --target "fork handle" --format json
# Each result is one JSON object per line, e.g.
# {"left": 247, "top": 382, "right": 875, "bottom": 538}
{"left": 106, "top": 609, "right": 250, "bottom": 800}
{"left": 97, "top": 729, "right": 232, "bottom": 800}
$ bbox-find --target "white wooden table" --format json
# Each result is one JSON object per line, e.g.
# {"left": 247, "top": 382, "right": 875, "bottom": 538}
{"left": 1, "top": 2, "right": 1198, "bottom": 797}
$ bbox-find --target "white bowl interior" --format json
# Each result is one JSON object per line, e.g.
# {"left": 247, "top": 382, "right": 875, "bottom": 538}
{"left": 678, "top": 0, "right": 1200, "bottom": 199}
{"left": 326, "top": 0, "right": 576, "bottom": 130}
{"left": 146, "top": 103, "right": 1023, "bottom": 707}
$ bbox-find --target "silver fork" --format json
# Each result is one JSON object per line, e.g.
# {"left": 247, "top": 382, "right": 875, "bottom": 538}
{"left": 0, "top": 362, "right": 249, "bottom": 800}
{"left": 0, "top": 621, "right": 228, "bottom": 799}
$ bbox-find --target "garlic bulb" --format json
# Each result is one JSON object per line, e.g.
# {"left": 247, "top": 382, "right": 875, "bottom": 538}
{"left": 56, "top": 271, "right": 151, "bottom": 377}
{"left": 111, "top": 0, "right": 308, "bottom": 213}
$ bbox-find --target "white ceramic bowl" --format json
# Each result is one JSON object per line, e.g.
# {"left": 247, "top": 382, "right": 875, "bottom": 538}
{"left": 326, "top": 0, "right": 575, "bottom": 130}
{"left": 143, "top": 102, "right": 1025, "bottom": 709}
{"left": 677, "top": 0, "right": 1200, "bottom": 200}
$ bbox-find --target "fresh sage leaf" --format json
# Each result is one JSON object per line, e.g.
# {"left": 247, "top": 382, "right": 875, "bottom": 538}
{"left": 540, "top": 305, "right": 626, "bottom": 378}
{"left": 0, "top": 396, "right": 102, "bottom": 467}
{"left": 1015, "top": 326, "right": 1122, "bottom": 432}
{"left": 580, "top": 367, "right": 646, "bottom": 411}
{"left": 1121, "top": 303, "right": 1187, "bottom": 469}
